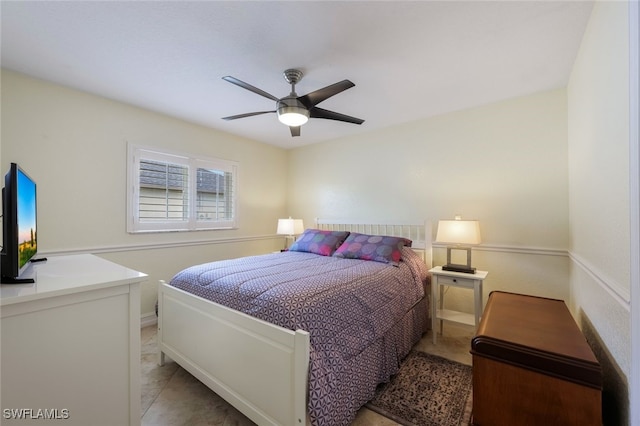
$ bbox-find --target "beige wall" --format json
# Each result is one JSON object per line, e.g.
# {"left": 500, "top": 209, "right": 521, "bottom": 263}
{"left": 1, "top": 70, "right": 289, "bottom": 316}
{"left": 567, "top": 1, "right": 630, "bottom": 421}
{"left": 1, "top": 70, "right": 572, "bottom": 318}
{"left": 288, "top": 88, "right": 571, "bottom": 310}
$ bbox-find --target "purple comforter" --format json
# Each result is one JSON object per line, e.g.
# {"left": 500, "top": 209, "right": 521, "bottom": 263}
{"left": 169, "top": 247, "right": 429, "bottom": 426}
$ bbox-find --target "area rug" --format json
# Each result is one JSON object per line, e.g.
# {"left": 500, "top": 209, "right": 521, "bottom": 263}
{"left": 365, "top": 351, "right": 473, "bottom": 426}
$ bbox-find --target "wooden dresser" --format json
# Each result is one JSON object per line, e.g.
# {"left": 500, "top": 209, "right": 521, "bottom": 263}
{"left": 471, "top": 291, "right": 602, "bottom": 426}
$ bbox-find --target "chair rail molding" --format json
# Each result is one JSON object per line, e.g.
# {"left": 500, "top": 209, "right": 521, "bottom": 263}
{"left": 568, "top": 251, "right": 631, "bottom": 312}
{"left": 40, "top": 234, "right": 280, "bottom": 257}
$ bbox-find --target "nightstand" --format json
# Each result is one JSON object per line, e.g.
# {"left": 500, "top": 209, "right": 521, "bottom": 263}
{"left": 429, "top": 266, "right": 488, "bottom": 344}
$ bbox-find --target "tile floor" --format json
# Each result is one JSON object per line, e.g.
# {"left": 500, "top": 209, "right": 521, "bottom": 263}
{"left": 141, "top": 322, "right": 474, "bottom": 426}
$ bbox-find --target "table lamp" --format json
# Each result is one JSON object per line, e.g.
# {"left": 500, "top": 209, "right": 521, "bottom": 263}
{"left": 435, "top": 216, "right": 481, "bottom": 274}
{"left": 276, "top": 217, "right": 304, "bottom": 250}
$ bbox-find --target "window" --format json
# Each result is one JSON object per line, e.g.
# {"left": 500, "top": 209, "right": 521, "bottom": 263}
{"left": 127, "top": 145, "right": 238, "bottom": 233}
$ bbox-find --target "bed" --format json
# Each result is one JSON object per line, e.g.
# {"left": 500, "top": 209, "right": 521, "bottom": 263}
{"left": 157, "top": 219, "right": 432, "bottom": 426}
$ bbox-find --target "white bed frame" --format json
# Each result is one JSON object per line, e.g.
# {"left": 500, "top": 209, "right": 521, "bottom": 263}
{"left": 157, "top": 219, "right": 432, "bottom": 426}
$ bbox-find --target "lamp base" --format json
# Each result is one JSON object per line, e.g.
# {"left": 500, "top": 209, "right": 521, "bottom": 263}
{"left": 443, "top": 246, "right": 476, "bottom": 274}
{"left": 442, "top": 264, "right": 477, "bottom": 274}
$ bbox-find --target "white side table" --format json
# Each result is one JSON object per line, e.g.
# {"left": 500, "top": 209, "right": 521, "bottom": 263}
{"left": 429, "top": 266, "right": 488, "bottom": 344}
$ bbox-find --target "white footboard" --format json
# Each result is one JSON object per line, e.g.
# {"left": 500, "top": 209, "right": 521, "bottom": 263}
{"left": 157, "top": 281, "right": 310, "bottom": 426}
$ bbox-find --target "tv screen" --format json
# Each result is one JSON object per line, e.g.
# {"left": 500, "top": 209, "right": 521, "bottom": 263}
{"left": 17, "top": 167, "right": 37, "bottom": 269}
{"left": 2, "top": 163, "right": 38, "bottom": 283}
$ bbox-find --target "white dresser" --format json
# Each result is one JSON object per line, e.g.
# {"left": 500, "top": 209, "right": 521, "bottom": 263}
{"left": 1, "top": 254, "right": 147, "bottom": 426}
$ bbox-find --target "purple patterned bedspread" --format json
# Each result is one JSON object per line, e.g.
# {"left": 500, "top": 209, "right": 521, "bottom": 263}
{"left": 169, "top": 247, "right": 429, "bottom": 426}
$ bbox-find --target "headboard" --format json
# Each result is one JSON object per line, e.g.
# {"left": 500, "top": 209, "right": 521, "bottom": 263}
{"left": 314, "top": 218, "right": 432, "bottom": 269}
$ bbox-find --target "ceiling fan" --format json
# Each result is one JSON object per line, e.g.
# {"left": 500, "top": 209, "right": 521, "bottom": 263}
{"left": 221, "top": 69, "right": 364, "bottom": 137}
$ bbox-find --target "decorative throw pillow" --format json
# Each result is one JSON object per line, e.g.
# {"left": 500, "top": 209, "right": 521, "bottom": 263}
{"left": 288, "top": 229, "right": 350, "bottom": 256}
{"left": 333, "top": 233, "right": 412, "bottom": 266}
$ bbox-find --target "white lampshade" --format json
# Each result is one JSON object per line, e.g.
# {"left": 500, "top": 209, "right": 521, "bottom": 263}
{"left": 276, "top": 217, "right": 305, "bottom": 236}
{"left": 436, "top": 220, "right": 481, "bottom": 245}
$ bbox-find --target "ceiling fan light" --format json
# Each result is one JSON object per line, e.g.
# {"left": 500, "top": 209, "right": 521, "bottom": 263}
{"left": 277, "top": 98, "right": 309, "bottom": 127}
{"left": 278, "top": 111, "right": 309, "bottom": 127}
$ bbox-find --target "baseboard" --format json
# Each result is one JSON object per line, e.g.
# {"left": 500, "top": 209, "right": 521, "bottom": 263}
{"left": 141, "top": 311, "right": 157, "bottom": 328}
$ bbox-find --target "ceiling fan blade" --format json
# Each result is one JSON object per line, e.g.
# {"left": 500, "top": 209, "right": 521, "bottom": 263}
{"left": 222, "top": 111, "right": 275, "bottom": 120}
{"left": 222, "top": 76, "right": 280, "bottom": 102}
{"left": 290, "top": 126, "right": 300, "bottom": 137}
{"left": 309, "top": 107, "right": 364, "bottom": 125}
{"left": 298, "top": 80, "right": 355, "bottom": 107}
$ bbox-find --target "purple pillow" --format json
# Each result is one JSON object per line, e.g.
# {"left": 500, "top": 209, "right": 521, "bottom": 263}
{"left": 333, "top": 233, "right": 412, "bottom": 266}
{"left": 288, "top": 229, "right": 350, "bottom": 256}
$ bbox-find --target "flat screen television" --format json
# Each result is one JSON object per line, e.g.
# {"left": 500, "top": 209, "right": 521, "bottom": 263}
{"left": 1, "top": 163, "right": 38, "bottom": 283}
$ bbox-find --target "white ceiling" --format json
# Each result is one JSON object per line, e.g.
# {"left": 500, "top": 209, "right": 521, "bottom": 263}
{"left": 1, "top": 1, "right": 593, "bottom": 149}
